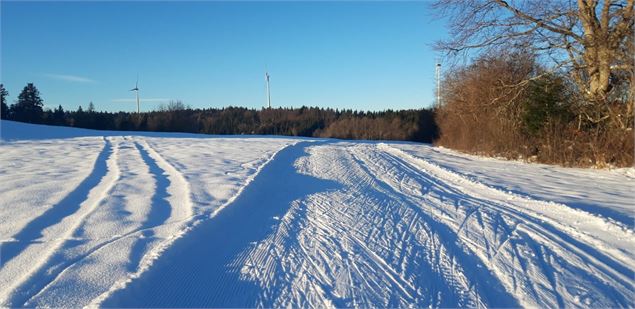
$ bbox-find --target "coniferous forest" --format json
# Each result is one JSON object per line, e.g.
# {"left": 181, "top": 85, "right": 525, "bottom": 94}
{"left": 0, "top": 83, "right": 439, "bottom": 143}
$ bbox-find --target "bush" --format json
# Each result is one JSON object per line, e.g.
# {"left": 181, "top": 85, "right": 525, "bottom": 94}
{"left": 521, "top": 74, "right": 574, "bottom": 137}
{"left": 435, "top": 51, "right": 633, "bottom": 167}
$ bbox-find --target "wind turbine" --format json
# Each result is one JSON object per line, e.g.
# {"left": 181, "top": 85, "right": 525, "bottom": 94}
{"left": 130, "top": 76, "right": 140, "bottom": 113}
{"left": 265, "top": 71, "right": 271, "bottom": 109}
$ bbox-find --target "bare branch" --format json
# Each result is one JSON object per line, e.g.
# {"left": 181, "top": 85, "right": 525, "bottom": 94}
{"left": 495, "top": 0, "right": 584, "bottom": 41}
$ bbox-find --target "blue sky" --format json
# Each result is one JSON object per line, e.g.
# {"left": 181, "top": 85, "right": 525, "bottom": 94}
{"left": 1, "top": 1, "right": 447, "bottom": 112}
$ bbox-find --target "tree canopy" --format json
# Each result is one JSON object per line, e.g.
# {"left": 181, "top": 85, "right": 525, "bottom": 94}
{"left": 0, "top": 84, "right": 8, "bottom": 119}
{"left": 12, "top": 83, "right": 44, "bottom": 123}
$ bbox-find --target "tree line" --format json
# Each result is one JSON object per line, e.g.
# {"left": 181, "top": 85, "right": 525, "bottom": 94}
{"left": 0, "top": 83, "right": 438, "bottom": 143}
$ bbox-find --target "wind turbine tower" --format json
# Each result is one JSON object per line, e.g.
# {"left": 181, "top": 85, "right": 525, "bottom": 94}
{"left": 435, "top": 59, "right": 441, "bottom": 106}
{"left": 130, "top": 76, "right": 140, "bottom": 113}
{"left": 265, "top": 71, "right": 271, "bottom": 109}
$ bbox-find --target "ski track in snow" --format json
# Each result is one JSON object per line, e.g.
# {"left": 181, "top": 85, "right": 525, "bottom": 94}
{"left": 0, "top": 121, "right": 633, "bottom": 308}
{"left": 102, "top": 141, "right": 633, "bottom": 308}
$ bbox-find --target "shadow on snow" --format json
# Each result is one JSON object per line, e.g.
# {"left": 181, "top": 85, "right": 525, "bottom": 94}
{"left": 0, "top": 139, "right": 112, "bottom": 266}
{"left": 126, "top": 142, "right": 173, "bottom": 272}
{"left": 103, "top": 141, "right": 341, "bottom": 307}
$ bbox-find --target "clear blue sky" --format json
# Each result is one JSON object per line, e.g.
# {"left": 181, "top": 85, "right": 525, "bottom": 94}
{"left": 1, "top": 1, "right": 447, "bottom": 112}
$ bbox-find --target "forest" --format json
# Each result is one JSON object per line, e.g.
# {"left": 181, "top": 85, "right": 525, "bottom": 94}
{"left": 0, "top": 83, "right": 438, "bottom": 143}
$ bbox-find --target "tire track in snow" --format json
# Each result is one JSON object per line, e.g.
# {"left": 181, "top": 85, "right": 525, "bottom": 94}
{"left": 0, "top": 137, "right": 121, "bottom": 307}
{"left": 21, "top": 137, "right": 197, "bottom": 307}
{"left": 99, "top": 141, "right": 330, "bottom": 308}
{"left": 20, "top": 137, "right": 157, "bottom": 307}
{"left": 140, "top": 139, "right": 194, "bottom": 221}
{"left": 125, "top": 141, "right": 174, "bottom": 271}
{"left": 91, "top": 140, "right": 295, "bottom": 308}
{"left": 0, "top": 137, "right": 113, "bottom": 266}
{"left": 87, "top": 139, "right": 196, "bottom": 306}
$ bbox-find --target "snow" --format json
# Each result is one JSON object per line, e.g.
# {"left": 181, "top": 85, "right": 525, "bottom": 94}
{"left": 0, "top": 120, "right": 633, "bottom": 308}
{"left": 388, "top": 143, "right": 634, "bottom": 228}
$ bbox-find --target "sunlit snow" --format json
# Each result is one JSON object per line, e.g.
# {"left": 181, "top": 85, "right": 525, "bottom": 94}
{"left": 0, "top": 120, "right": 633, "bottom": 308}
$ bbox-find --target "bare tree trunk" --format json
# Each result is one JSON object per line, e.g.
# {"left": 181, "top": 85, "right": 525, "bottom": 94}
{"left": 578, "top": 0, "right": 617, "bottom": 100}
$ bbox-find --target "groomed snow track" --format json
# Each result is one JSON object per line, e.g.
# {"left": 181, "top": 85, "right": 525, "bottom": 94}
{"left": 103, "top": 141, "right": 633, "bottom": 308}
{"left": 0, "top": 122, "right": 633, "bottom": 308}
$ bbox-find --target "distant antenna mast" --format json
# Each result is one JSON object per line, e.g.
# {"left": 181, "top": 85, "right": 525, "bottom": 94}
{"left": 435, "top": 59, "right": 441, "bottom": 106}
{"left": 265, "top": 71, "right": 271, "bottom": 109}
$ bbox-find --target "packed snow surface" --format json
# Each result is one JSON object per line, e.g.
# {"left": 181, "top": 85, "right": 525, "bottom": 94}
{"left": 1, "top": 120, "right": 633, "bottom": 308}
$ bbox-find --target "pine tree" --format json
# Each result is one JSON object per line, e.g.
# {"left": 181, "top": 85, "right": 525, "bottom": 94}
{"left": 73, "top": 105, "right": 85, "bottom": 127}
{"left": 11, "top": 83, "right": 44, "bottom": 123}
{"left": 53, "top": 105, "right": 65, "bottom": 125}
{"left": 0, "top": 84, "right": 8, "bottom": 119}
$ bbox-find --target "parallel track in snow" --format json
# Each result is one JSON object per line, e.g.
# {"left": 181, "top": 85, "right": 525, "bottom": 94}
{"left": 0, "top": 137, "right": 121, "bottom": 306}
{"left": 1, "top": 132, "right": 632, "bottom": 308}
{"left": 222, "top": 142, "right": 634, "bottom": 308}
{"left": 0, "top": 136, "right": 197, "bottom": 307}
{"left": 370, "top": 144, "right": 634, "bottom": 307}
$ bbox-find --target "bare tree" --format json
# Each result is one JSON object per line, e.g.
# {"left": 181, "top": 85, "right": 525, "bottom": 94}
{"left": 157, "top": 100, "right": 189, "bottom": 112}
{"left": 433, "top": 0, "right": 633, "bottom": 103}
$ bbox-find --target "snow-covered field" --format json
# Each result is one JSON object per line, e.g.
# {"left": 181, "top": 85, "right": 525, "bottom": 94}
{"left": 1, "top": 120, "right": 633, "bottom": 308}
